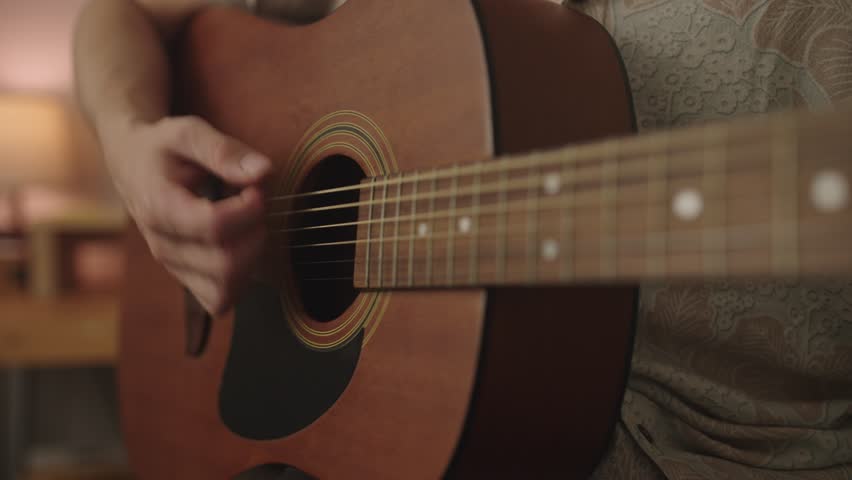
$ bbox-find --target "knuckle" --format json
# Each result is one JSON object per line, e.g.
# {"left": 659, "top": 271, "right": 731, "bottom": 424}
{"left": 176, "top": 115, "right": 205, "bottom": 131}
{"left": 207, "top": 135, "right": 231, "bottom": 167}
{"left": 169, "top": 116, "right": 205, "bottom": 148}
{"left": 174, "top": 115, "right": 231, "bottom": 167}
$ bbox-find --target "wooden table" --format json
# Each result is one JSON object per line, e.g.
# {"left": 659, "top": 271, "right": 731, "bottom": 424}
{"left": 0, "top": 295, "right": 122, "bottom": 480}
{"left": 27, "top": 209, "right": 126, "bottom": 299}
{"left": 1, "top": 207, "right": 128, "bottom": 480}
{"left": 0, "top": 294, "right": 119, "bottom": 367}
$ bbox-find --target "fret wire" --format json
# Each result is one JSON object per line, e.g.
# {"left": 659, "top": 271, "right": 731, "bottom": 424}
{"left": 407, "top": 171, "right": 418, "bottom": 287}
{"left": 392, "top": 172, "right": 402, "bottom": 287}
{"left": 560, "top": 150, "right": 574, "bottom": 280}
{"left": 364, "top": 178, "right": 376, "bottom": 287}
{"left": 376, "top": 177, "right": 388, "bottom": 287}
{"left": 497, "top": 166, "right": 509, "bottom": 282}
{"left": 278, "top": 166, "right": 766, "bottom": 245}
{"left": 646, "top": 131, "right": 669, "bottom": 276}
{"left": 469, "top": 167, "right": 481, "bottom": 284}
{"left": 446, "top": 164, "right": 458, "bottom": 286}
{"left": 601, "top": 144, "right": 618, "bottom": 277}
{"left": 426, "top": 169, "right": 437, "bottom": 286}
{"left": 771, "top": 113, "right": 799, "bottom": 275}
{"left": 703, "top": 124, "right": 728, "bottom": 275}
{"left": 270, "top": 139, "right": 773, "bottom": 221}
{"left": 526, "top": 165, "right": 538, "bottom": 282}
{"left": 335, "top": 216, "right": 843, "bottom": 256}
{"left": 351, "top": 215, "right": 851, "bottom": 287}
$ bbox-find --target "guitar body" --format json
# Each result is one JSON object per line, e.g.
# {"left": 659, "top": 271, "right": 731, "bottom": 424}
{"left": 120, "top": 1, "right": 637, "bottom": 478}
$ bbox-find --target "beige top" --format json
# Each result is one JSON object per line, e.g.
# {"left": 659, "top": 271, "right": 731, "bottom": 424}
{"left": 562, "top": 0, "right": 852, "bottom": 478}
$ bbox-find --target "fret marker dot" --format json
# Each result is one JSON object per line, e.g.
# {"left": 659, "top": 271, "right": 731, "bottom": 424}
{"left": 810, "top": 170, "right": 848, "bottom": 213}
{"left": 417, "top": 223, "right": 430, "bottom": 237}
{"left": 541, "top": 239, "right": 559, "bottom": 261}
{"left": 457, "top": 216, "right": 472, "bottom": 234}
{"left": 543, "top": 173, "right": 561, "bottom": 195}
{"left": 673, "top": 188, "right": 704, "bottom": 221}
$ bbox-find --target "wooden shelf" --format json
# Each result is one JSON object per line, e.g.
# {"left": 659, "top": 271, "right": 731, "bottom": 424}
{"left": 0, "top": 294, "right": 119, "bottom": 367}
{"left": 28, "top": 207, "right": 126, "bottom": 298}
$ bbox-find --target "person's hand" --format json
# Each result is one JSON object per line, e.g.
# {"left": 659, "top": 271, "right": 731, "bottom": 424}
{"left": 102, "top": 115, "right": 271, "bottom": 315}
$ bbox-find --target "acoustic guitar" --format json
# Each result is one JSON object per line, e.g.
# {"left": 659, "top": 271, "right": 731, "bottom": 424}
{"left": 119, "top": 0, "right": 852, "bottom": 478}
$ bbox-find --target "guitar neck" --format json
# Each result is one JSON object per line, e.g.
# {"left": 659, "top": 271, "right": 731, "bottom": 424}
{"left": 353, "top": 107, "right": 852, "bottom": 289}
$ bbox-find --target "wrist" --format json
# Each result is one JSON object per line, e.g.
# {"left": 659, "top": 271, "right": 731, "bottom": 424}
{"left": 95, "top": 111, "right": 153, "bottom": 142}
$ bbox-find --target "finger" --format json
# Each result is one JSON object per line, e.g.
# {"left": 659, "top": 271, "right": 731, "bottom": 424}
{"left": 208, "top": 187, "right": 266, "bottom": 244}
{"left": 148, "top": 186, "right": 265, "bottom": 244}
{"left": 152, "top": 224, "right": 267, "bottom": 288}
{"left": 162, "top": 263, "right": 224, "bottom": 315}
{"left": 158, "top": 116, "right": 271, "bottom": 186}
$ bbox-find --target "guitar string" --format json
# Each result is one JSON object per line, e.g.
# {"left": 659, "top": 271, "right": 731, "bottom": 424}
{"left": 266, "top": 145, "right": 780, "bottom": 218}
{"left": 263, "top": 113, "right": 797, "bottom": 204}
{"left": 270, "top": 163, "right": 762, "bottom": 236}
{"left": 276, "top": 162, "right": 772, "bottom": 251}
{"left": 289, "top": 216, "right": 821, "bottom": 267}
{"left": 277, "top": 168, "right": 844, "bottom": 264}
{"left": 288, "top": 219, "right": 848, "bottom": 282}
{"left": 262, "top": 135, "right": 778, "bottom": 218}
{"left": 282, "top": 212, "right": 834, "bottom": 251}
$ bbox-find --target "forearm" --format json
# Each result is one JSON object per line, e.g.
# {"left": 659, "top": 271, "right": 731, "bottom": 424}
{"left": 74, "top": 0, "right": 175, "bottom": 139}
{"left": 73, "top": 0, "right": 344, "bottom": 138}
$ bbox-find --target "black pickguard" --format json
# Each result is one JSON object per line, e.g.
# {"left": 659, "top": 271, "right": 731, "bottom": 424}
{"left": 219, "top": 282, "right": 362, "bottom": 440}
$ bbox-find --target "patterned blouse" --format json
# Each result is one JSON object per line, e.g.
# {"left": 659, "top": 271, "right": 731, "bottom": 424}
{"left": 557, "top": 0, "right": 852, "bottom": 478}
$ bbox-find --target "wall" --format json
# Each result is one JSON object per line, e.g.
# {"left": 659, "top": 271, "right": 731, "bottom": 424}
{"left": 0, "top": 0, "right": 125, "bottom": 472}
{"left": 0, "top": 0, "right": 117, "bottom": 206}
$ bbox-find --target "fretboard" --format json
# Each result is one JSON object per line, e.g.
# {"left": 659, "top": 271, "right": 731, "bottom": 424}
{"left": 353, "top": 107, "right": 852, "bottom": 289}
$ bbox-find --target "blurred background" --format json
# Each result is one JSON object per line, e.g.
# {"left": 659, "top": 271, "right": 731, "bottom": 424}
{"left": 0, "top": 1, "right": 130, "bottom": 479}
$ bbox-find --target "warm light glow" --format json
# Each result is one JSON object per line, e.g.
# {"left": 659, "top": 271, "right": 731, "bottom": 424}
{"left": 0, "top": 95, "right": 70, "bottom": 186}
{"left": 0, "top": 0, "right": 89, "bottom": 92}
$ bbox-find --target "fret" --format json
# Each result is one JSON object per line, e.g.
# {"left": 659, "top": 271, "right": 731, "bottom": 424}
{"left": 600, "top": 142, "right": 619, "bottom": 277}
{"left": 560, "top": 150, "right": 575, "bottom": 280}
{"left": 364, "top": 178, "right": 376, "bottom": 287}
{"left": 526, "top": 166, "right": 539, "bottom": 282}
{"left": 346, "top": 105, "right": 852, "bottom": 289}
{"left": 446, "top": 164, "right": 459, "bottom": 286}
{"left": 376, "top": 178, "right": 388, "bottom": 287}
{"left": 496, "top": 166, "right": 509, "bottom": 282}
{"left": 771, "top": 113, "right": 799, "bottom": 275}
{"left": 407, "top": 171, "right": 418, "bottom": 287}
{"left": 646, "top": 132, "right": 669, "bottom": 277}
{"left": 426, "top": 169, "right": 437, "bottom": 285}
{"left": 469, "top": 168, "right": 481, "bottom": 284}
{"left": 702, "top": 125, "right": 727, "bottom": 275}
{"left": 391, "top": 172, "right": 402, "bottom": 287}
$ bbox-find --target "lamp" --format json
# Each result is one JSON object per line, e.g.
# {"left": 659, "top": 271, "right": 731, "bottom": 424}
{"left": 0, "top": 94, "right": 70, "bottom": 234}
{"left": 0, "top": 94, "right": 70, "bottom": 290}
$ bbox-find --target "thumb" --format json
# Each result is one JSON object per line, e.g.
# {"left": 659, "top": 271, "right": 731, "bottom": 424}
{"left": 160, "top": 116, "right": 271, "bottom": 186}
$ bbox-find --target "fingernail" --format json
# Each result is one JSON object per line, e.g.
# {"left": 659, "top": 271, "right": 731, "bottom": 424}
{"left": 241, "top": 153, "right": 270, "bottom": 176}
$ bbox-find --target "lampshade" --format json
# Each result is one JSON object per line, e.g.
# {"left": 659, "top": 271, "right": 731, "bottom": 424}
{"left": 0, "top": 94, "right": 70, "bottom": 188}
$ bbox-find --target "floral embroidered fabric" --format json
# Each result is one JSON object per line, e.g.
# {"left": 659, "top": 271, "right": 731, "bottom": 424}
{"left": 561, "top": 1, "right": 852, "bottom": 478}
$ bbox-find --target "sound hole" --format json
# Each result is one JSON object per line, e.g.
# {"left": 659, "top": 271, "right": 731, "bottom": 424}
{"left": 289, "top": 155, "right": 364, "bottom": 322}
